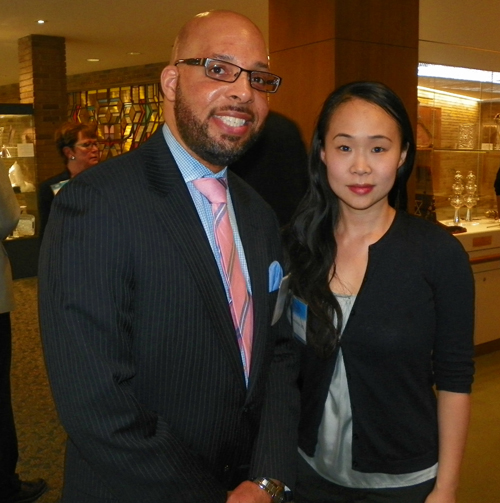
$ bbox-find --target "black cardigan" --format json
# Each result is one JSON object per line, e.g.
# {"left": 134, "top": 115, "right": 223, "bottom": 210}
{"left": 298, "top": 211, "right": 475, "bottom": 475}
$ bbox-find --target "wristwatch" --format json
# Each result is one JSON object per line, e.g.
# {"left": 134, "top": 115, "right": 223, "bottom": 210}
{"left": 252, "top": 477, "right": 285, "bottom": 503}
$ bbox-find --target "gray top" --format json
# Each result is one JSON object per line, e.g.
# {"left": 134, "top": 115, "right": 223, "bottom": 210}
{"left": 0, "top": 159, "right": 20, "bottom": 313}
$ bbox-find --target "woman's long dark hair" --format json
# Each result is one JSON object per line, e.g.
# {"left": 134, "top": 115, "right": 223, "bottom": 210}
{"left": 285, "top": 81, "right": 416, "bottom": 359}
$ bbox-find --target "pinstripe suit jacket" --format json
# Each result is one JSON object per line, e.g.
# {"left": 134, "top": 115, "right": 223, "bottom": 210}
{"left": 38, "top": 130, "right": 300, "bottom": 503}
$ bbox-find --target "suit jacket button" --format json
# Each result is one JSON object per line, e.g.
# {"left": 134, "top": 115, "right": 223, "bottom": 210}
{"left": 224, "top": 465, "right": 230, "bottom": 472}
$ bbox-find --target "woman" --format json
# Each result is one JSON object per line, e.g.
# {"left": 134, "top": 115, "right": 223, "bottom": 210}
{"left": 285, "top": 82, "right": 474, "bottom": 503}
{"left": 38, "top": 121, "right": 100, "bottom": 238}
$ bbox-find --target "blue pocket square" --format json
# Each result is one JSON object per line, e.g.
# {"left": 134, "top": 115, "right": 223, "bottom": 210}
{"left": 268, "top": 261, "right": 283, "bottom": 292}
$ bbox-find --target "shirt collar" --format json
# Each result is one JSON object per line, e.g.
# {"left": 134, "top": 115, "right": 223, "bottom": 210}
{"left": 162, "top": 124, "right": 227, "bottom": 182}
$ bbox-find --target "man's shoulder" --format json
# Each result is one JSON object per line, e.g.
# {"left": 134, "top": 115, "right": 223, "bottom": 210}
{"left": 76, "top": 131, "right": 173, "bottom": 189}
{"left": 228, "top": 171, "right": 277, "bottom": 217}
{"left": 39, "top": 170, "right": 70, "bottom": 189}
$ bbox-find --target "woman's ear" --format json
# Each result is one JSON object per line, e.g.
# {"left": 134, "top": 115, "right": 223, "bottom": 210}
{"left": 62, "top": 146, "right": 74, "bottom": 161}
{"left": 398, "top": 142, "right": 409, "bottom": 168}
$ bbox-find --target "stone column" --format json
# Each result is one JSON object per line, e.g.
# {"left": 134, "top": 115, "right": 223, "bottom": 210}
{"left": 18, "top": 35, "right": 67, "bottom": 184}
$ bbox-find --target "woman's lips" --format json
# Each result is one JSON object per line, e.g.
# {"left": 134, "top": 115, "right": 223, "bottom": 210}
{"left": 348, "top": 184, "right": 374, "bottom": 195}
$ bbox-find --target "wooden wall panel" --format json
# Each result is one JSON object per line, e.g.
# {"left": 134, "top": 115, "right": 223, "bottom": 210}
{"left": 334, "top": 39, "right": 419, "bottom": 125}
{"left": 269, "top": 0, "right": 419, "bottom": 134}
{"left": 335, "top": 0, "right": 419, "bottom": 48}
{"left": 269, "top": 40, "right": 335, "bottom": 145}
{"left": 269, "top": 0, "right": 335, "bottom": 52}
{"left": 268, "top": 0, "right": 419, "bottom": 211}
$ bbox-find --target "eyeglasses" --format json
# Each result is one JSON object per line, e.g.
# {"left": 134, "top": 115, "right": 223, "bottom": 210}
{"left": 174, "top": 58, "right": 282, "bottom": 93}
{"left": 75, "top": 141, "right": 99, "bottom": 150}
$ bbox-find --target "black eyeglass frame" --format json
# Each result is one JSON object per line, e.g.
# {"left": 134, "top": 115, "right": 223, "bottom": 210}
{"left": 174, "top": 58, "right": 282, "bottom": 94}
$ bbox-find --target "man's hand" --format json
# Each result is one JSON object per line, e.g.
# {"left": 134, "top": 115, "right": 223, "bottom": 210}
{"left": 227, "top": 481, "right": 272, "bottom": 503}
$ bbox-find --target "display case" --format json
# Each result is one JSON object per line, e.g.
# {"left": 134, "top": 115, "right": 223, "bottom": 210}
{"left": 417, "top": 65, "right": 500, "bottom": 350}
{"left": 416, "top": 64, "right": 500, "bottom": 222}
{"left": 1, "top": 104, "right": 39, "bottom": 278}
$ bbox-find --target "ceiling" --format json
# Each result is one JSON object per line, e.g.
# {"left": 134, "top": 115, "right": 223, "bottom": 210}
{"left": 2, "top": 0, "right": 500, "bottom": 98}
{"left": 0, "top": 0, "right": 268, "bottom": 87}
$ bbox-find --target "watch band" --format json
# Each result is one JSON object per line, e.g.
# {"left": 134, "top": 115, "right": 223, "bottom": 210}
{"left": 252, "top": 477, "right": 285, "bottom": 503}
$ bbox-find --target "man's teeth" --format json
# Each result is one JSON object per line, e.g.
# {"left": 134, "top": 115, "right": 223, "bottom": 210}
{"left": 217, "top": 116, "right": 246, "bottom": 127}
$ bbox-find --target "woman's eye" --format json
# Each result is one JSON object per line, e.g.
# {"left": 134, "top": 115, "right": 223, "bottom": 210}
{"left": 339, "top": 145, "right": 351, "bottom": 152}
{"left": 372, "top": 146, "right": 385, "bottom": 153}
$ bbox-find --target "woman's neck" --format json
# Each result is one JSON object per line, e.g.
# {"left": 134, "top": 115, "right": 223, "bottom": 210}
{"left": 336, "top": 203, "right": 396, "bottom": 247}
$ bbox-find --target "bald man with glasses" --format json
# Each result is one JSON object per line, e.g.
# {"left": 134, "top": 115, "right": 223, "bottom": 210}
{"left": 39, "top": 10, "right": 299, "bottom": 503}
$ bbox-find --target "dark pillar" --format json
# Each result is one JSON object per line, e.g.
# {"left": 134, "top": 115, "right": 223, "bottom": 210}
{"left": 18, "top": 35, "right": 67, "bottom": 184}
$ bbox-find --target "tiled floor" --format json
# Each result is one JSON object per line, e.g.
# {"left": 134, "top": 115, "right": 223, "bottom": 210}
{"left": 458, "top": 350, "right": 500, "bottom": 502}
{"left": 11, "top": 277, "right": 64, "bottom": 503}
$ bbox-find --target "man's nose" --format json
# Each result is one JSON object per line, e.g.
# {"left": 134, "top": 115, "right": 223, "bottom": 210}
{"left": 226, "top": 71, "right": 254, "bottom": 102}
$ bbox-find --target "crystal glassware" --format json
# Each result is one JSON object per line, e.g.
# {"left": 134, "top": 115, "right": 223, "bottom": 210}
{"left": 464, "top": 195, "right": 478, "bottom": 222}
{"left": 449, "top": 194, "right": 464, "bottom": 224}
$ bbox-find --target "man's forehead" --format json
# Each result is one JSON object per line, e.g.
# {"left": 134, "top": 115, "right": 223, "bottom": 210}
{"left": 183, "top": 39, "right": 268, "bottom": 70}
{"left": 180, "top": 14, "right": 268, "bottom": 65}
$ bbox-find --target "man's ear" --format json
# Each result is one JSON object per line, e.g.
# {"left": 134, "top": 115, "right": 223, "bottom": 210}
{"left": 161, "top": 65, "right": 179, "bottom": 102}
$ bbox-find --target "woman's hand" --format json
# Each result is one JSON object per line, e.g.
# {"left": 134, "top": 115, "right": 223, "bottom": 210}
{"left": 424, "top": 485, "right": 456, "bottom": 503}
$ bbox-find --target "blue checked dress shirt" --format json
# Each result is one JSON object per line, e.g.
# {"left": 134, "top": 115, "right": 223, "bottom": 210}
{"left": 162, "top": 124, "right": 252, "bottom": 298}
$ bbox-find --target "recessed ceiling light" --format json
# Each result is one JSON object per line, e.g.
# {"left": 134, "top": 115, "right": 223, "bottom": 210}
{"left": 128, "top": 52, "right": 141, "bottom": 56}
{"left": 418, "top": 63, "right": 500, "bottom": 84}
{"left": 37, "top": 20, "right": 45, "bottom": 24}
{"left": 87, "top": 58, "right": 100, "bottom": 62}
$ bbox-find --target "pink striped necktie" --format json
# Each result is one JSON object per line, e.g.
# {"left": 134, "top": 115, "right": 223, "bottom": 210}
{"left": 193, "top": 178, "right": 254, "bottom": 382}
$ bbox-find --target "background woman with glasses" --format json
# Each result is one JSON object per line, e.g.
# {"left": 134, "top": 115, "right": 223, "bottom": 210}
{"left": 38, "top": 122, "right": 100, "bottom": 238}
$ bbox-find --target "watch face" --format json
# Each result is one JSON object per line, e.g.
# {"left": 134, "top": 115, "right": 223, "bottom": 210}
{"left": 252, "top": 478, "right": 284, "bottom": 502}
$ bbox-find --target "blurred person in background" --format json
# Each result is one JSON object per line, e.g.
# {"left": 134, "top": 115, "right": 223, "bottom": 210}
{"left": 38, "top": 122, "right": 100, "bottom": 238}
{"left": 1, "top": 159, "right": 47, "bottom": 503}
{"left": 229, "top": 111, "right": 308, "bottom": 227}
{"left": 494, "top": 165, "right": 500, "bottom": 214}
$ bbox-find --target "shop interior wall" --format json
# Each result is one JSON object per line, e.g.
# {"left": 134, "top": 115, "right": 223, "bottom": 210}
{"left": 416, "top": 91, "right": 500, "bottom": 220}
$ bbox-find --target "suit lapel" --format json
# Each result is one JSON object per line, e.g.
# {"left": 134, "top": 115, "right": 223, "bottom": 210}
{"left": 139, "top": 132, "right": 246, "bottom": 387}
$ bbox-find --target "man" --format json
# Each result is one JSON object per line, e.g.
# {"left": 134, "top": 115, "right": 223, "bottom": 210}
{"left": 229, "top": 111, "right": 308, "bottom": 227}
{"left": 0, "top": 160, "right": 47, "bottom": 503}
{"left": 39, "top": 10, "right": 299, "bottom": 503}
